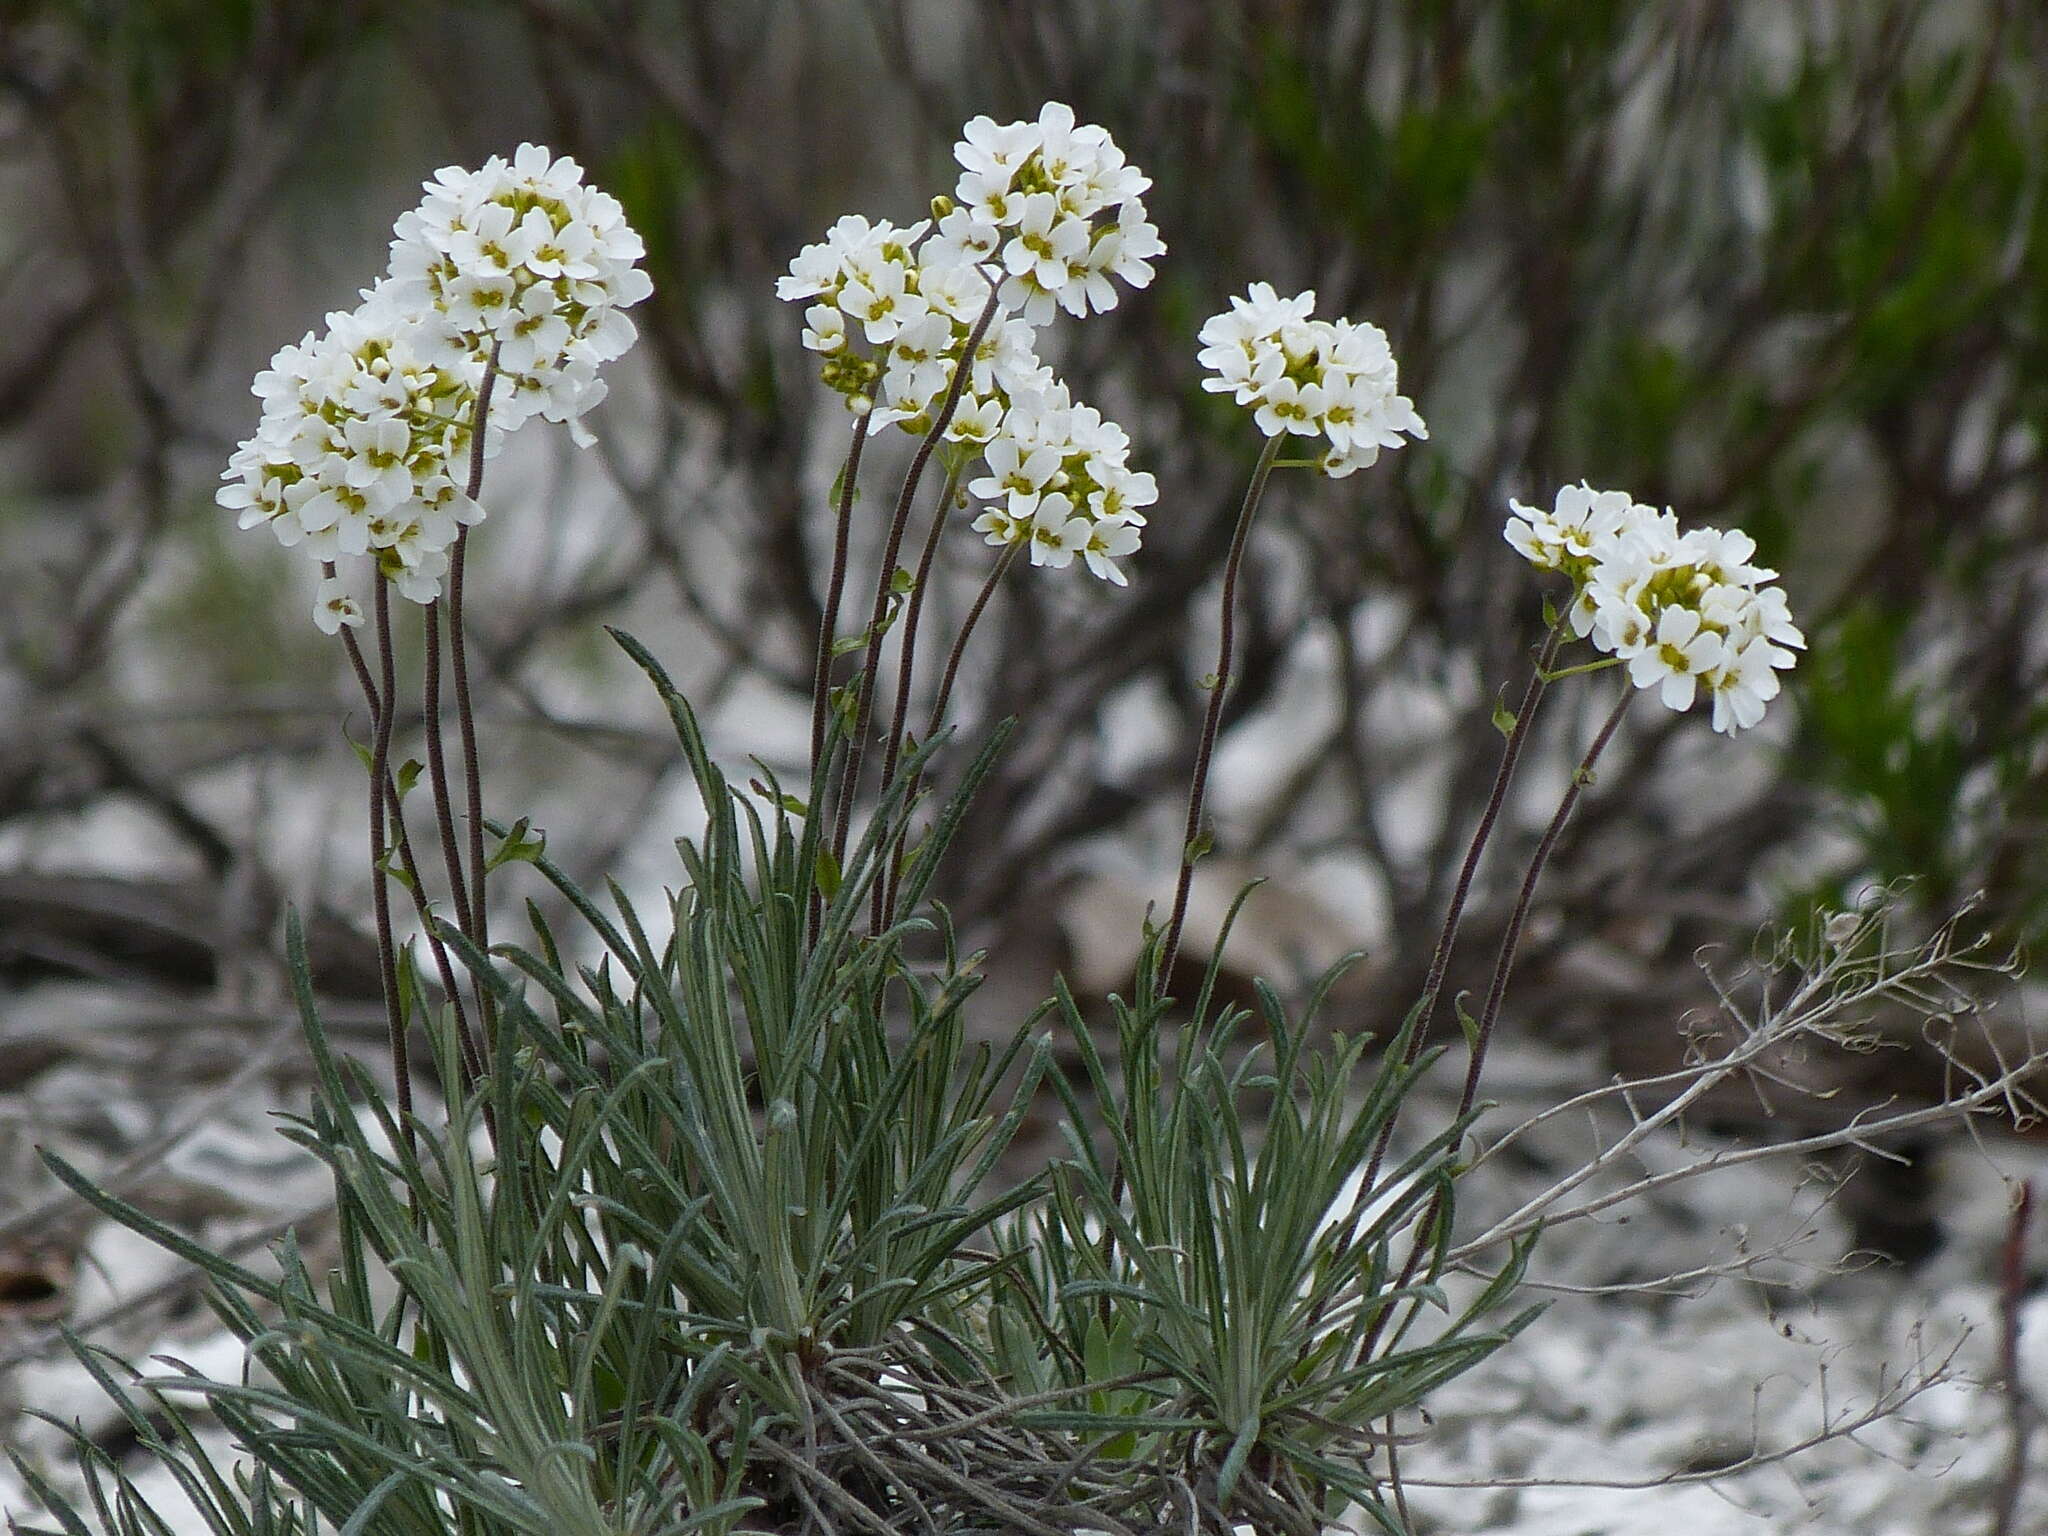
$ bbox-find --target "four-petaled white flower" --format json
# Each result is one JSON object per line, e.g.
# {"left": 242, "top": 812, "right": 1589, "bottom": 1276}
{"left": 312, "top": 576, "right": 364, "bottom": 635}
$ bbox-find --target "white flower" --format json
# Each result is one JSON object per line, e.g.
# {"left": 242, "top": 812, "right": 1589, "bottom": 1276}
{"left": 1705, "top": 635, "right": 1783, "bottom": 733}
{"left": 972, "top": 505, "right": 1028, "bottom": 547}
{"left": 955, "top": 114, "right": 1044, "bottom": 185}
{"left": 312, "top": 576, "right": 364, "bottom": 635}
{"left": 390, "top": 545, "right": 451, "bottom": 605}
{"left": 800, "top": 303, "right": 848, "bottom": 353}
{"left": 927, "top": 207, "right": 1002, "bottom": 270}
{"left": 945, "top": 393, "right": 1005, "bottom": 445}
{"left": 1626, "top": 605, "right": 1724, "bottom": 711}
{"left": 1505, "top": 482, "right": 1635, "bottom": 582}
{"left": 969, "top": 436, "right": 1063, "bottom": 519}
{"left": 838, "top": 253, "right": 927, "bottom": 344}
{"left": 1081, "top": 517, "right": 1142, "bottom": 585}
{"left": 1026, "top": 498, "right": 1090, "bottom": 568}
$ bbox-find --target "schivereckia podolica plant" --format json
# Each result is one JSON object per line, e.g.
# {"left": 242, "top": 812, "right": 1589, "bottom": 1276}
{"left": 11, "top": 106, "right": 2034, "bottom": 1536}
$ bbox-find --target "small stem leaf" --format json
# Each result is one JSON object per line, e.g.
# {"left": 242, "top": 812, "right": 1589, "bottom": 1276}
{"left": 1491, "top": 695, "right": 1517, "bottom": 738}
{"left": 1453, "top": 994, "right": 1481, "bottom": 1051}
{"left": 485, "top": 816, "right": 546, "bottom": 871}
{"left": 1184, "top": 829, "right": 1214, "bottom": 864}
{"left": 830, "top": 682, "right": 860, "bottom": 734}
{"left": 1542, "top": 655, "right": 1624, "bottom": 682}
{"left": 814, "top": 846, "right": 843, "bottom": 900}
{"left": 375, "top": 849, "right": 416, "bottom": 893}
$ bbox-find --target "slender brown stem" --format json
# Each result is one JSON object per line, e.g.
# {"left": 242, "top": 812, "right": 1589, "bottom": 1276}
{"left": 811, "top": 413, "right": 873, "bottom": 783}
{"left": 1352, "top": 682, "right": 1634, "bottom": 1375}
{"left": 448, "top": 535, "right": 488, "bottom": 985}
{"left": 870, "top": 458, "right": 964, "bottom": 931}
{"left": 1409, "top": 617, "right": 1569, "bottom": 1058}
{"left": 810, "top": 414, "right": 872, "bottom": 941}
{"left": 368, "top": 577, "right": 414, "bottom": 1149}
{"left": 1157, "top": 433, "right": 1284, "bottom": 991}
{"left": 880, "top": 542, "right": 1022, "bottom": 926}
{"left": 923, "top": 543, "right": 1021, "bottom": 746}
{"left": 1993, "top": 1180, "right": 2037, "bottom": 1536}
{"left": 830, "top": 283, "right": 1002, "bottom": 871}
{"left": 422, "top": 601, "right": 477, "bottom": 940}
{"left": 337, "top": 605, "right": 482, "bottom": 1095}
{"left": 1457, "top": 684, "right": 1631, "bottom": 1119}
{"left": 1345, "top": 613, "right": 1572, "bottom": 1210}
{"left": 449, "top": 353, "right": 498, "bottom": 1049}
{"left": 420, "top": 599, "right": 490, "bottom": 1099}
{"left": 1102, "top": 439, "right": 1285, "bottom": 1277}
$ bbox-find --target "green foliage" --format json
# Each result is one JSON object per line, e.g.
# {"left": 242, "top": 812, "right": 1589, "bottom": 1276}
{"left": 12, "top": 632, "right": 1522, "bottom": 1535}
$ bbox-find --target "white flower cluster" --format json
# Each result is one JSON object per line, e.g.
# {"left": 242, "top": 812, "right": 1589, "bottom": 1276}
{"left": 779, "top": 103, "right": 1161, "bottom": 586}
{"left": 966, "top": 384, "right": 1157, "bottom": 585}
{"left": 1506, "top": 483, "right": 1805, "bottom": 733}
{"left": 219, "top": 302, "right": 484, "bottom": 629}
{"left": 937, "top": 100, "right": 1162, "bottom": 325}
{"left": 1197, "top": 283, "right": 1427, "bottom": 477}
{"left": 385, "top": 142, "right": 652, "bottom": 440}
{"left": 218, "top": 145, "right": 649, "bottom": 630}
{"left": 778, "top": 215, "right": 1050, "bottom": 439}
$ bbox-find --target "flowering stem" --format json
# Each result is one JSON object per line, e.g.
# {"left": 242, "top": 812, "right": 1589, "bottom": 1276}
{"left": 1349, "top": 682, "right": 1633, "bottom": 1378}
{"left": 1335, "top": 614, "right": 1572, "bottom": 1241}
{"left": 885, "top": 538, "right": 1025, "bottom": 925}
{"left": 1457, "top": 683, "right": 1632, "bottom": 1119}
{"left": 449, "top": 353, "right": 498, "bottom": 1048}
{"left": 367, "top": 576, "right": 415, "bottom": 1151}
{"left": 1408, "top": 616, "right": 1571, "bottom": 1061}
{"left": 1156, "top": 432, "right": 1285, "bottom": 992}
{"left": 878, "top": 514, "right": 1017, "bottom": 931}
{"left": 422, "top": 602, "right": 477, "bottom": 940}
{"left": 829, "top": 284, "right": 1002, "bottom": 874}
{"left": 870, "top": 457, "right": 965, "bottom": 932}
{"left": 807, "top": 414, "right": 872, "bottom": 942}
{"left": 922, "top": 542, "right": 1021, "bottom": 748}
{"left": 333, "top": 584, "right": 481, "bottom": 1096}
{"left": 810, "top": 412, "right": 874, "bottom": 785}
